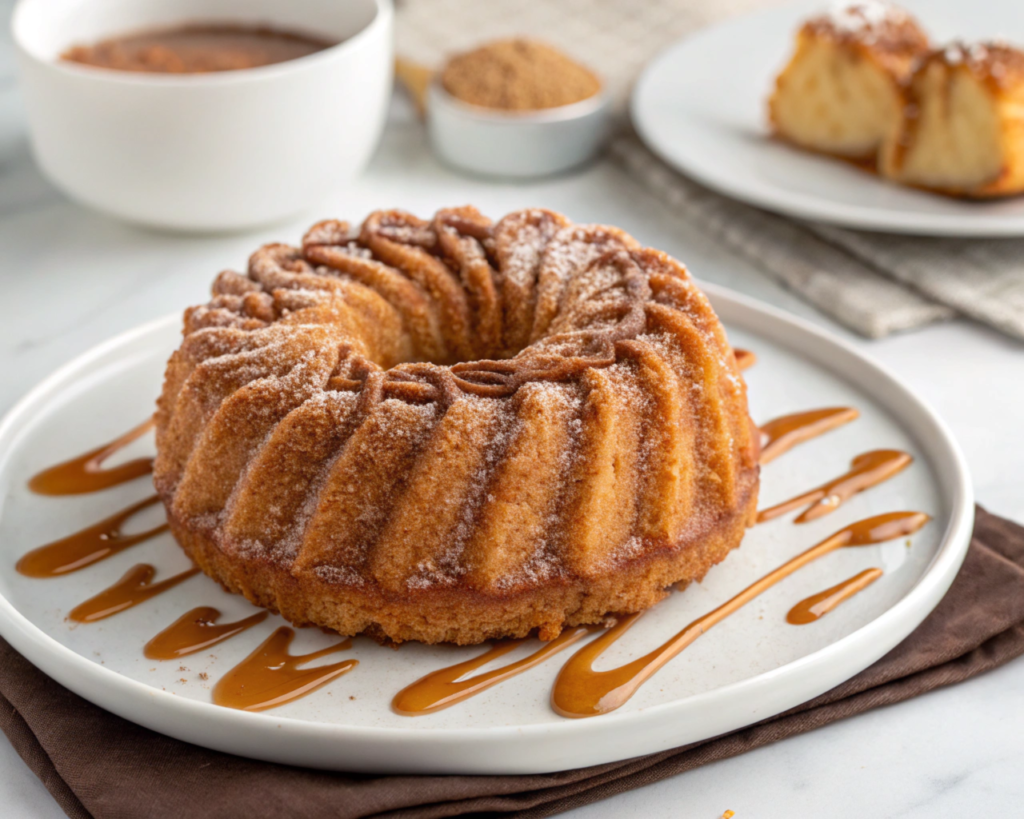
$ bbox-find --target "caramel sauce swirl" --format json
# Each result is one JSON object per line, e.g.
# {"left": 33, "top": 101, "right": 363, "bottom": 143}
{"left": 393, "top": 626, "right": 592, "bottom": 716}
{"left": 551, "top": 511, "right": 929, "bottom": 718}
{"left": 759, "top": 408, "right": 859, "bottom": 465}
{"left": 28, "top": 419, "right": 154, "bottom": 495}
{"left": 212, "top": 627, "right": 357, "bottom": 712}
{"left": 733, "top": 348, "right": 756, "bottom": 371}
{"left": 16, "top": 495, "right": 168, "bottom": 578}
{"left": 787, "top": 568, "right": 884, "bottom": 625}
{"left": 27, "top": 412, "right": 918, "bottom": 718}
{"left": 757, "top": 450, "right": 913, "bottom": 524}
{"left": 144, "top": 606, "right": 269, "bottom": 660}
{"left": 68, "top": 563, "right": 199, "bottom": 623}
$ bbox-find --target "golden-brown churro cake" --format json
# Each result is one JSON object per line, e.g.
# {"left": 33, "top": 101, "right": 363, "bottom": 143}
{"left": 880, "top": 42, "right": 1024, "bottom": 197}
{"left": 153, "top": 207, "right": 760, "bottom": 645}
{"left": 769, "top": 2, "right": 929, "bottom": 162}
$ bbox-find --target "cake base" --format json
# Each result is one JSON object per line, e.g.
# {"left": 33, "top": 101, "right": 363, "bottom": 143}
{"left": 164, "top": 476, "right": 758, "bottom": 646}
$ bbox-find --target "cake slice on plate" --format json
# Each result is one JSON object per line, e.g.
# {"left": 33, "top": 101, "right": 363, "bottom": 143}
{"left": 768, "top": 2, "right": 929, "bottom": 163}
{"left": 880, "top": 42, "right": 1024, "bottom": 198}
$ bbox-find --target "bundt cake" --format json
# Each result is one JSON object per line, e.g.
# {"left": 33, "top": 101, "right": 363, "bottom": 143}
{"left": 769, "top": 2, "right": 929, "bottom": 162}
{"left": 153, "top": 207, "right": 760, "bottom": 645}
{"left": 880, "top": 42, "right": 1024, "bottom": 197}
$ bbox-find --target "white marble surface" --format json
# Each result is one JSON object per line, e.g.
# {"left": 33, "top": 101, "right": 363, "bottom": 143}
{"left": 1, "top": 11, "right": 1023, "bottom": 818}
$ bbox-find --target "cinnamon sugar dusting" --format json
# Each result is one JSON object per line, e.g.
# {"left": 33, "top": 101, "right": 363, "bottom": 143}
{"left": 441, "top": 40, "right": 601, "bottom": 111}
{"left": 805, "top": 2, "right": 928, "bottom": 55}
{"left": 934, "top": 41, "right": 1024, "bottom": 88}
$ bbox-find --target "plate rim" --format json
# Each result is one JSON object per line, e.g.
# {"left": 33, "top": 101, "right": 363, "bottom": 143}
{"left": 630, "top": 1, "right": 1024, "bottom": 237}
{"left": 0, "top": 287, "right": 975, "bottom": 773}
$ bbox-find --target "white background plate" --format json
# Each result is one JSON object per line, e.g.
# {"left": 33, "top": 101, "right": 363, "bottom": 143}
{"left": 0, "top": 285, "right": 973, "bottom": 774}
{"left": 631, "top": 0, "right": 1024, "bottom": 236}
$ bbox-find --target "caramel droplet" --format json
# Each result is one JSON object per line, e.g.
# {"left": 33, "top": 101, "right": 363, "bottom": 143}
{"left": 733, "top": 348, "right": 757, "bottom": 371}
{"left": 786, "top": 568, "right": 884, "bottom": 625}
{"left": 68, "top": 563, "right": 199, "bottom": 623}
{"left": 212, "top": 627, "right": 357, "bottom": 712}
{"left": 393, "top": 626, "right": 593, "bottom": 716}
{"left": 551, "top": 511, "right": 929, "bottom": 718}
{"left": 144, "top": 606, "right": 269, "bottom": 660}
{"left": 759, "top": 408, "right": 859, "bottom": 465}
{"left": 757, "top": 450, "right": 913, "bottom": 524}
{"left": 17, "top": 495, "right": 168, "bottom": 578}
{"left": 28, "top": 419, "right": 155, "bottom": 496}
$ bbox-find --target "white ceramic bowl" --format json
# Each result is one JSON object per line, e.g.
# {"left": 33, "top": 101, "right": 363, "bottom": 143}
{"left": 12, "top": 0, "right": 393, "bottom": 232}
{"left": 427, "top": 81, "right": 611, "bottom": 179}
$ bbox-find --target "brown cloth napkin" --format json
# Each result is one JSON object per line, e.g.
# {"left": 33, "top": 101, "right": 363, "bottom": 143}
{"left": 2, "top": 506, "right": 1023, "bottom": 819}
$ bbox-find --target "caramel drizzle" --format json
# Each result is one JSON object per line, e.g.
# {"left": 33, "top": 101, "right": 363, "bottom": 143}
{"left": 16, "top": 495, "right": 168, "bottom": 578}
{"left": 212, "top": 627, "right": 357, "bottom": 712}
{"left": 144, "top": 606, "right": 269, "bottom": 660}
{"left": 28, "top": 419, "right": 155, "bottom": 496}
{"left": 757, "top": 450, "right": 913, "bottom": 524}
{"left": 551, "top": 511, "right": 929, "bottom": 718}
{"left": 392, "top": 626, "right": 593, "bottom": 716}
{"left": 759, "top": 407, "right": 859, "bottom": 465}
{"left": 733, "top": 348, "right": 756, "bottom": 371}
{"left": 68, "top": 563, "right": 199, "bottom": 623}
{"left": 25, "top": 417, "right": 911, "bottom": 717}
{"left": 787, "top": 568, "right": 884, "bottom": 625}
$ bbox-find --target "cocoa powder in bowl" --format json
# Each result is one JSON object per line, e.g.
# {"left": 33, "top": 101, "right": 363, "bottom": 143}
{"left": 440, "top": 39, "right": 601, "bottom": 111}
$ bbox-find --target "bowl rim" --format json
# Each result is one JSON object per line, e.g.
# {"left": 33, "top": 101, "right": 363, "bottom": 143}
{"left": 10, "top": 0, "right": 393, "bottom": 87}
{"left": 427, "top": 77, "right": 610, "bottom": 124}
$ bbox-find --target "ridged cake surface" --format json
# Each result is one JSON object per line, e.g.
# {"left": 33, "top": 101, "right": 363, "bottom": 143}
{"left": 154, "top": 207, "right": 759, "bottom": 645}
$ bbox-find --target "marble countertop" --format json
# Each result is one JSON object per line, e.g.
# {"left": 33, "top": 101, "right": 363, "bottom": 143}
{"left": 2, "top": 13, "right": 1023, "bottom": 818}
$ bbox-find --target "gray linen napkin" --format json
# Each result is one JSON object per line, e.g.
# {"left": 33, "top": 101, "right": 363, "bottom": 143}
{"left": 809, "top": 222, "right": 1024, "bottom": 340}
{"left": 609, "top": 135, "right": 954, "bottom": 338}
{"left": 612, "top": 135, "right": 1024, "bottom": 340}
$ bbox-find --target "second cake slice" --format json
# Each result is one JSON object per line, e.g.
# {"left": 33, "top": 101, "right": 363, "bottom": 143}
{"left": 880, "top": 43, "right": 1024, "bottom": 198}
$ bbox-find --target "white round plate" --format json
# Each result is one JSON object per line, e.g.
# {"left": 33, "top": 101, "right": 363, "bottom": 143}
{"left": 632, "top": 0, "right": 1024, "bottom": 236}
{"left": 0, "top": 285, "right": 973, "bottom": 774}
